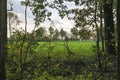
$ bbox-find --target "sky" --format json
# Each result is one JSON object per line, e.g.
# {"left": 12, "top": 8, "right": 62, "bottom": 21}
{"left": 7, "top": 0, "right": 76, "bottom": 32}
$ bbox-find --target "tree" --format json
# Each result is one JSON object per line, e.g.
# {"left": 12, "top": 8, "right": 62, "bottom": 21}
{"left": 22, "top": 0, "right": 52, "bottom": 26}
{"left": 53, "top": 28, "right": 60, "bottom": 40}
{"left": 35, "top": 27, "right": 46, "bottom": 41}
{"left": 117, "top": 0, "right": 120, "bottom": 79}
{"left": 60, "top": 28, "right": 66, "bottom": 40}
{"left": 99, "top": 0, "right": 105, "bottom": 53}
{"left": 7, "top": 12, "right": 20, "bottom": 38}
{"left": 79, "top": 27, "right": 92, "bottom": 40}
{"left": 49, "top": 26, "right": 54, "bottom": 40}
{"left": 0, "top": 0, "right": 7, "bottom": 80}
{"left": 103, "top": 0, "right": 116, "bottom": 55}
{"left": 71, "top": 27, "right": 79, "bottom": 40}
{"left": 94, "top": 0, "right": 101, "bottom": 69}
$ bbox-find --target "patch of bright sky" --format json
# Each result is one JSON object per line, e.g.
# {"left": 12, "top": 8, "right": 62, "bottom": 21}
{"left": 8, "top": 0, "right": 76, "bottom": 32}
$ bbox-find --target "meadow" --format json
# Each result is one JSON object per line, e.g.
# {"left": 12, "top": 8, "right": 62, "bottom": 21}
{"left": 35, "top": 41, "right": 96, "bottom": 57}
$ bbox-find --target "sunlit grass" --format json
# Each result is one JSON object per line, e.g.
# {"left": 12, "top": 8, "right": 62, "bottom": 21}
{"left": 35, "top": 41, "right": 96, "bottom": 56}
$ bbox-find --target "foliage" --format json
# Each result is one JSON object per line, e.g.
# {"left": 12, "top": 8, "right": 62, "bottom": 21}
{"left": 35, "top": 27, "right": 46, "bottom": 41}
{"left": 6, "top": 28, "right": 116, "bottom": 80}
{"left": 7, "top": 12, "right": 21, "bottom": 39}
{"left": 7, "top": 41, "right": 117, "bottom": 79}
{"left": 21, "top": 0, "right": 52, "bottom": 26}
{"left": 4, "top": 0, "right": 120, "bottom": 79}
{"left": 53, "top": 29, "right": 60, "bottom": 40}
{"left": 71, "top": 27, "right": 79, "bottom": 40}
{"left": 60, "top": 28, "right": 66, "bottom": 40}
{"left": 7, "top": 12, "right": 20, "bottom": 26}
{"left": 49, "top": 26, "right": 55, "bottom": 40}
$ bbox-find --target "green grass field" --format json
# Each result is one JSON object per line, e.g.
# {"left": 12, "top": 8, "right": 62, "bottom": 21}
{"left": 35, "top": 41, "right": 96, "bottom": 57}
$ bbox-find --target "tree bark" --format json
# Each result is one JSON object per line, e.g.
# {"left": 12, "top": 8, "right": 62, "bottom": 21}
{"left": 0, "top": 0, "right": 7, "bottom": 80}
{"left": 117, "top": 0, "right": 120, "bottom": 79}
{"left": 103, "top": 0, "right": 116, "bottom": 55}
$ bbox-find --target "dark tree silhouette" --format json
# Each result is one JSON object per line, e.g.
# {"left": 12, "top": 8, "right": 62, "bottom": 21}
{"left": 0, "top": 0, "right": 7, "bottom": 80}
{"left": 117, "top": 0, "right": 120, "bottom": 79}
{"left": 103, "top": 0, "right": 116, "bottom": 55}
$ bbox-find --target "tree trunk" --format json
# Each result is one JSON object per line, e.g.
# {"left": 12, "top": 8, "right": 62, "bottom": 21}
{"left": 0, "top": 0, "right": 7, "bottom": 80}
{"left": 100, "top": 3, "right": 104, "bottom": 53}
{"left": 117, "top": 0, "right": 120, "bottom": 79}
{"left": 8, "top": 16, "right": 11, "bottom": 38}
{"left": 103, "top": 0, "right": 116, "bottom": 55}
{"left": 94, "top": 1, "right": 101, "bottom": 69}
